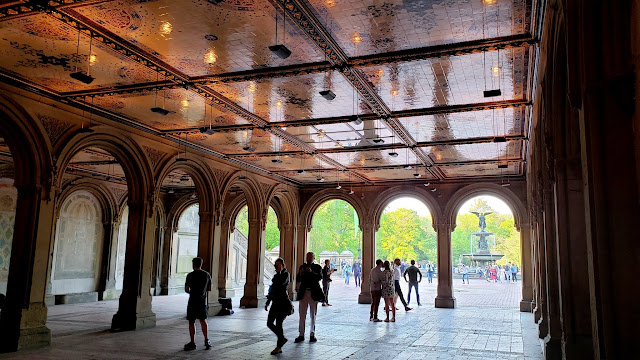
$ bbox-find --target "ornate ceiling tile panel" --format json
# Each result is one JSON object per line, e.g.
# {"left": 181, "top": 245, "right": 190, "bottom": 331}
{"left": 360, "top": 47, "right": 529, "bottom": 111}
{"left": 275, "top": 168, "right": 351, "bottom": 184}
{"left": 189, "top": 128, "right": 299, "bottom": 155}
{"left": 398, "top": 106, "right": 525, "bottom": 142}
{"left": 0, "top": 14, "right": 157, "bottom": 92}
{"left": 92, "top": 88, "right": 249, "bottom": 130}
{"left": 421, "top": 140, "right": 523, "bottom": 163}
{"left": 324, "top": 148, "right": 419, "bottom": 168}
{"left": 233, "top": 152, "right": 330, "bottom": 172}
{"left": 67, "top": 147, "right": 126, "bottom": 180}
{"left": 209, "top": 70, "right": 373, "bottom": 122}
{"left": 357, "top": 167, "right": 437, "bottom": 182}
{"left": 439, "top": 161, "right": 521, "bottom": 178}
{"left": 73, "top": 0, "right": 325, "bottom": 76}
{"left": 306, "top": 0, "right": 530, "bottom": 58}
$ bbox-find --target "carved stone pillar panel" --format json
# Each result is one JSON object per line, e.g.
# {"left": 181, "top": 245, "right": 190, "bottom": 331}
{"left": 280, "top": 224, "right": 297, "bottom": 299}
{"left": 101, "top": 218, "right": 122, "bottom": 300}
{"left": 240, "top": 218, "right": 266, "bottom": 308}
{"left": 0, "top": 185, "right": 55, "bottom": 352}
{"left": 358, "top": 223, "right": 375, "bottom": 304}
{"left": 110, "top": 199, "right": 156, "bottom": 331}
{"left": 159, "top": 225, "right": 174, "bottom": 296}
{"left": 519, "top": 223, "right": 534, "bottom": 312}
{"left": 196, "top": 211, "right": 220, "bottom": 315}
{"left": 216, "top": 218, "right": 232, "bottom": 297}
{"left": 435, "top": 221, "right": 455, "bottom": 308}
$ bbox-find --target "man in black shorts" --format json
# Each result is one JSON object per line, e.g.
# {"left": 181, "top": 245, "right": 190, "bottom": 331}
{"left": 184, "top": 257, "right": 211, "bottom": 351}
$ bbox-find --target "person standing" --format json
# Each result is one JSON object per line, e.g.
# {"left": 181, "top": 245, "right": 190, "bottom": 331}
{"left": 343, "top": 263, "right": 352, "bottom": 285}
{"left": 403, "top": 260, "right": 422, "bottom": 306}
{"left": 265, "top": 258, "right": 293, "bottom": 355}
{"left": 461, "top": 264, "right": 469, "bottom": 284}
{"left": 511, "top": 263, "right": 518, "bottom": 282}
{"left": 505, "top": 262, "right": 512, "bottom": 282}
{"left": 321, "top": 259, "right": 335, "bottom": 307}
{"left": 369, "top": 259, "right": 384, "bottom": 322}
{"left": 498, "top": 264, "right": 505, "bottom": 283}
{"left": 183, "top": 257, "right": 212, "bottom": 351}
{"left": 393, "top": 258, "right": 411, "bottom": 312}
{"left": 353, "top": 260, "right": 362, "bottom": 287}
{"left": 426, "top": 261, "right": 435, "bottom": 284}
{"left": 295, "top": 252, "right": 323, "bottom": 343}
{"left": 381, "top": 261, "right": 396, "bottom": 322}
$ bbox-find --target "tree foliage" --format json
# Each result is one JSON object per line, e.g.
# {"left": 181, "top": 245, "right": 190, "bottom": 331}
{"left": 234, "top": 206, "right": 280, "bottom": 251}
{"left": 375, "top": 208, "right": 436, "bottom": 262}
{"left": 309, "top": 200, "right": 360, "bottom": 257}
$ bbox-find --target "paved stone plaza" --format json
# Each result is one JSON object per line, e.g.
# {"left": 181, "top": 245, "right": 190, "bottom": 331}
{"left": 0, "top": 279, "right": 542, "bottom": 359}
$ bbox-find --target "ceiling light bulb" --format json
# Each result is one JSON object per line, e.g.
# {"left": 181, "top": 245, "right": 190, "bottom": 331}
{"left": 281, "top": 126, "right": 287, "bottom": 131}
{"left": 89, "top": 54, "right": 97, "bottom": 66}
{"left": 204, "top": 49, "right": 217, "bottom": 64}
{"left": 325, "top": 0, "right": 336, "bottom": 7}
{"left": 317, "top": 177, "right": 325, "bottom": 182}
{"left": 168, "top": 188, "right": 175, "bottom": 194}
{"left": 491, "top": 66, "right": 501, "bottom": 76}
{"left": 390, "top": 89, "right": 399, "bottom": 96}
{"left": 275, "top": 100, "right": 283, "bottom": 108}
{"left": 424, "top": 182, "right": 430, "bottom": 187}
{"left": 430, "top": 188, "right": 437, "bottom": 192}
{"left": 160, "top": 21, "right": 173, "bottom": 36}
{"left": 351, "top": 32, "right": 362, "bottom": 44}
{"left": 336, "top": 185, "right": 342, "bottom": 190}
{"left": 376, "top": 69, "right": 384, "bottom": 77}
{"left": 317, "top": 133, "right": 324, "bottom": 138}
{"left": 348, "top": 190, "right": 354, "bottom": 195}
{"left": 247, "top": 83, "right": 256, "bottom": 92}
{"left": 404, "top": 165, "right": 412, "bottom": 170}
{"left": 181, "top": 99, "right": 190, "bottom": 107}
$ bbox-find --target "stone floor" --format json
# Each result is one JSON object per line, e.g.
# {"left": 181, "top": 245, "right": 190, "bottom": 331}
{"left": 1, "top": 278, "right": 542, "bottom": 359}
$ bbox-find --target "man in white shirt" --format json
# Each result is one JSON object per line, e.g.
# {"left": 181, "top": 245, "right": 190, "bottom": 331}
{"left": 393, "top": 259, "right": 411, "bottom": 311}
{"left": 369, "top": 259, "right": 383, "bottom": 322}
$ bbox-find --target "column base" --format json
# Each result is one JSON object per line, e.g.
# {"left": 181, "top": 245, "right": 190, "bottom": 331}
{"left": 17, "top": 324, "right": 51, "bottom": 351}
{"left": 520, "top": 299, "right": 533, "bottom": 312}
{"left": 435, "top": 296, "right": 456, "bottom": 308}
{"left": 358, "top": 292, "right": 372, "bottom": 304}
{"left": 111, "top": 310, "right": 156, "bottom": 332}
{"left": 538, "top": 317, "right": 549, "bottom": 339}
{"left": 207, "top": 303, "right": 222, "bottom": 316}
{"left": 543, "top": 336, "right": 562, "bottom": 360}
{"left": 239, "top": 295, "right": 267, "bottom": 308}
{"left": 219, "top": 288, "right": 235, "bottom": 298}
{"left": 102, "top": 289, "right": 122, "bottom": 300}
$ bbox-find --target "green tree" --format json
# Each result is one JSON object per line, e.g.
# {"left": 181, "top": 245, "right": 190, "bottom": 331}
{"left": 234, "top": 206, "right": 281, "bottom": 252}
{"left": 309, "top": 200, "right": 360, "bottom": 256}
{"left": 375, "top": 208, "right": 437, "bottom": 263}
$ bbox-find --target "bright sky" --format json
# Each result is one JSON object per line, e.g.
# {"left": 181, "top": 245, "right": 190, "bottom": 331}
{"left": 385, "top": 195, "right": 513, "bottom": 217}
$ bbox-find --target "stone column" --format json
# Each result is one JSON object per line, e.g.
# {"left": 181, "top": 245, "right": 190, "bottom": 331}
{"left": 542, "top": 189, "right": 562, "bottom": 359}
{"left": 535, "top": 219, "right": 549, "bottom": 339}
{"left": 239, "top": 218, "right": 266, "bottom": 308}
{"left": 293, "top": 223, "right": 308, "bottom": 299}
{"left": 0, "top": 184, "right": 55, "bottom": 352}
{"left": 519, "top": 223, "right": 534, "bottom": 312}
{"left": 435, "top": 220, "right": 455, "bottom": 308}
{"left": 110, "top": 199, "right": 156, "bottom": 331}
{"left": 197, "top": 211, "right": 221, "bottom": 315}
{"left": 159, "top": 224, "right": 174, "bottom": 296}
{"left": 216, "top": 217, "right": 234, "bottom": 297}
{"left": 280, "top": 224, "right": 297, "bottom": 299}
{"left": 101, "top": 216, "right": 121, "bottom": 300}
{"left": 357, "top": 223, "right": 374, "bottom": 304}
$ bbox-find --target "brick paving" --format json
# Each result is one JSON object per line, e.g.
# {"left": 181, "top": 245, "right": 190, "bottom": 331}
{"left": 0, "top": 278, "right": 542, "bottom": 360}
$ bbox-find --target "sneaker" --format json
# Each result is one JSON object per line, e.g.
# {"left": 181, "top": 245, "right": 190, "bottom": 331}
{"left": 278, "top": 337, "right": 288, "bottom": 348}
{"left": 294, "top": 336, "right": 305, "bottom": 343}
{"left": 184, "top": 342, "right": 196, "bottom": 351}
{"left": 204, "top": 339, "right": 212, "bottom": 350}
{"left": 309, "top": 335, "right": 317, "bottom": 343}
{"left": 405, "top": 307, "right": 412, "bottom": 311}
{"left": 373, "top": 318, "right": 382, "bottom": 322}
{"left": 270, "top": 346, "right": 282, "bottom": 355}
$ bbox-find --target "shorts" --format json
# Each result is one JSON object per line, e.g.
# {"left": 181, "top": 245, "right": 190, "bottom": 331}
{"left": 187, "top": 300, "right": 208, "bottom": 322}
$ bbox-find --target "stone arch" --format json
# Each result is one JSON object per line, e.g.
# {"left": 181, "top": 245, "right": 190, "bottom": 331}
{"left": 224, "top": 195, "right": 249, "bottom": 231}
{"left": 300, "top": 189, "right": 366, "bottom": 230}
{"left": 444, "top": 183, "right": 528, "bottom": 231}
{"left": 0, "top": 93, "right": 52, "bottom": 190}
{"left": 219, "top": 171, "right": 262, "bottom": 221}
{"left": 167, "top": 195, "right": 199, "bottom": 231}
{"left": 266, "top": 184, "right": 297, "bottom": 228}
{"left": 55, "top": 127, "right": 153, "bottom": 205}
{"left": 369, "top": 185, "right": 442, "bottom": 231}
{"left": 56, "top": 180, "right": 116, "bottom": 224}
{"left": 154, "top": 154, "right": 217, "bottom": 213}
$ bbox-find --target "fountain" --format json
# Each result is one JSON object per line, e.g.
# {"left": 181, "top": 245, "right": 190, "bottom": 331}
{"left": 460, "top": 211, "right": 504, "bottom": 267}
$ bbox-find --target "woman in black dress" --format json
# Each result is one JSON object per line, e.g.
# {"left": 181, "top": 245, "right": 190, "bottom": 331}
{"left": 265, "top": 258, "right": 293, "bottom": 355}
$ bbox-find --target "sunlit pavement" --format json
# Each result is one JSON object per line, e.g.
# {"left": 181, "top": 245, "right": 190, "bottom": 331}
{"left": 0, "top": 277, "right": 542, "bottom": 360}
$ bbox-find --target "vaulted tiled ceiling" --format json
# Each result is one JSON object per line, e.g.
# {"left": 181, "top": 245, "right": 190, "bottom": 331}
{"left": 0, "top": 0, "right": 536, "bottom": 185}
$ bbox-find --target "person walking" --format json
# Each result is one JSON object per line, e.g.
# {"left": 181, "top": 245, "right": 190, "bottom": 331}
{"left": 381, "top": 261, "right": 396, "bottom": 322}
{"left": 461, "top": 264, "right": 469, "bottom": 284}
{"left": 183, "top": 257, "right": 212, "bottom": 351}
{"left": 505, "top": 262, "right": 512, "bottom": 282}
{"left": 403, "top": 260, "right": 422, "bottom": 306}
{"left": 321, "top": 259, "right": 335, "bottom": 306}
{"left": 511, "top": 264, "right": 518, "bottom": 282}
{"left": 343, "top": 263, "right": 352, "bottom": 285}
{"left": 353, "top": 260, "right": 362, "bottom": 287}
{"left": 498, "top": 264, "right": 505, "bottom": 283}
{"left": 295, "top": 252, "right": 324, "bottom": 343}
{"left": 265, "top": 258, "right": 293, "bottom": 355}
{"left": 392, "top": 258, "right": 411, "bottom": 312}
{"left": 490, "top": 264, "right": 497, "bottom": 282}
{"left": 369, "top": 259, "right": 384, "bottom": 322}
{"left": 426, "top": 261, "right": 435, "bottom": 284}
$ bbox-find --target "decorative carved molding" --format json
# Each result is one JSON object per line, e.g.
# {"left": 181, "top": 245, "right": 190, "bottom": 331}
{"left": 212, "top": 168, "right": 228, "bottom": 185}
{"left": 37, "top": 114, "right": 73, "bottom": 146}
{"left": 109, "top": 186, "right": 127, "bottom": 203}
{"left": 142, "top": 146, "right": 165, "bottom": 169}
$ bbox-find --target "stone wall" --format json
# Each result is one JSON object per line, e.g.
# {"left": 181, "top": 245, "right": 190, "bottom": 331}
{"left": 0, "top": 178, "right": 16, "bottom": 295}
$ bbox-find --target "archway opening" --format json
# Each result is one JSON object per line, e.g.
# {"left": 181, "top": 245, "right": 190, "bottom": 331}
{"left": 0, "top": 135, "right": 15, "bottom": 299}
{"left": 376, "top": 197, "right": 436, "bottom": 308}
{"left": 308, "top": 199, "right": 361, "bottom": 302}
{"left": 452, "top": 195, "right": 521, "bottom": 308}
{"left": 230, "top": 204, "right": 279, "bottom": 302}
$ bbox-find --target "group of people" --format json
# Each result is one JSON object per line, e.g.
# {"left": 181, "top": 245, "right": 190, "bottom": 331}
{"left": 368, "top": 259, "right": 425, "bottom": 322}
{"left": 179, "top": 253, "right": 434, "bottom": 355}
{"left": 474, "top": 262, "right": 519, "bottom": 283}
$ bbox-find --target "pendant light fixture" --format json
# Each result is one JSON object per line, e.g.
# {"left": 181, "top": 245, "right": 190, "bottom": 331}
{"left": 79, "top": 95, "right": 95, "bottom": 133}
{"left": 200, "top": 100, "right": 215, "bottom": 135}
{"left": 269, "top": 3, "right": 291, "bottom": 59}
{"left": 175, "top": 132, "right": 188, "bottom": 162}
{"left": 70, "top": 31, "right": 95, "bottom": 84}
{"left": 297, "top": 153, "right": 306, "bottom": 174}
{"left": 150, "top": 73, "right": 173, "bottom": 115}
